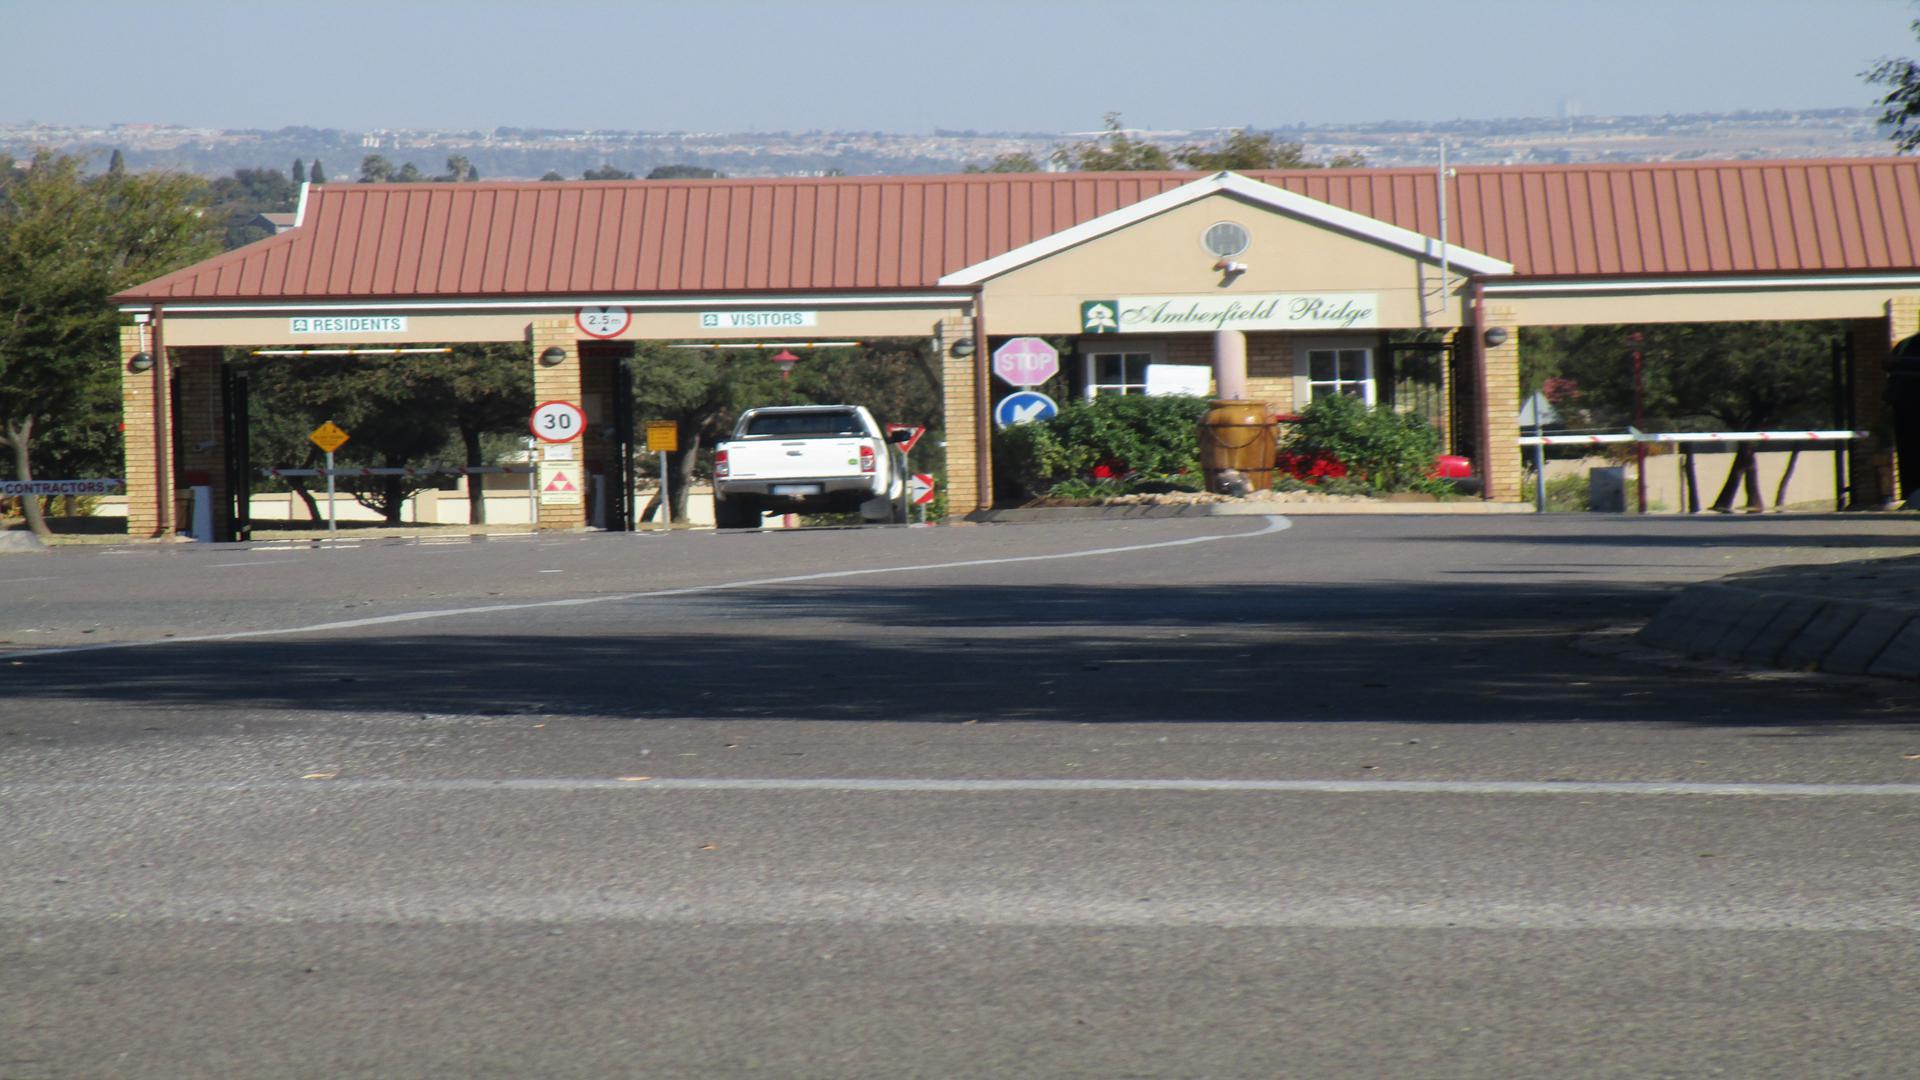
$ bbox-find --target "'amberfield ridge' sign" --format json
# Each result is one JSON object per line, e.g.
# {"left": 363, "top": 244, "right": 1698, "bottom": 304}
{"left": 1081, "top": 293, "right": 1379, "bottom": 333}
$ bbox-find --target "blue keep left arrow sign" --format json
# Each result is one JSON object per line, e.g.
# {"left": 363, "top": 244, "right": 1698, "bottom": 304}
{"left": 994, "top": 390, "right": 1059, "bottom": 429}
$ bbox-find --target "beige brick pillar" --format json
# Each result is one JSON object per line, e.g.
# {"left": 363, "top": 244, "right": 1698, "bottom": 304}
{"left": 172, "top": 347, "right": 228, "bottom": 539}
{"left": 936, "top": 314, "right": 982, "bottom": 514}
{"left": 1245, "top": 333, "right": 1294, "bottom": 416}
{"left": 1478, "top": 307, "right": 1523, "bottom": 501}
{"left": 530, "top": 319, "right": 588, "bottom": 531}
{"left": 1849, "top": 302, "right": 1912, "bottom": 507}
{"left": 119, "top": 322, "right": 174, "bottom": 539}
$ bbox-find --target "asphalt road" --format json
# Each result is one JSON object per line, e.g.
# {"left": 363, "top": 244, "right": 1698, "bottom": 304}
{"left": 3, "top": 514, "right": 1918, "bottom": 1079}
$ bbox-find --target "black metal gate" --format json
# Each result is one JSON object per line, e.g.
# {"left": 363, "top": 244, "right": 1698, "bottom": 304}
{"left": 221, "top": 362, "right": 251, "bottom": 542}
{"left": 612, "top": 354, "right": 637, "bottom": 530}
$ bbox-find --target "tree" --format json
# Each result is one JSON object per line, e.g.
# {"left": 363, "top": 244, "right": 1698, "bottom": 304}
{"left": 964, "top": 152, "right": 1040, "bottom": 173}
{"left": 245, "top": 353, "right": 453, "bottom": 524}
{"left": 628, "top": 344, "right": 789, "bottom": 521}
{"left": 244, "top": 346, "right": 531, "bottom": 526}
{"left": 440, "top": 344, "right": 531, "bottom": 523}
{"left": 107, "top": 149, "right": 126, "bottom": 176}
{"left": 393, "top": 162, "right": 425, "bottom": 183}
{"left": 292, "top": 158, "right": 306, "bottom": 184}
{"left": 1524, "top": 322, "right": 1840, "bottom": 512}
{"left": 1053, "top": 114, "right": 1362, "bottom": 173}
{"left": 539, "top": 170, "right": 566, "bottom": 182}
{"left": 0, "top": 151, "right": 218, "bottom": 537}
{"left": 440, "top": 156, "right": 479, "bottom": 182}
{"left": 1176, "top": 129, "right": 1364, "bottom": 170}
{"left": 309, "top": 160, "right": 327, "bottom": 183}
{"left": 1052, "top": 113, "right": 1174, "bottom": 171}
{"left": 646, "top": 164, "right": 723, "bottom": 180}
{"left": 205, "top": 167, "right": 298, "bottom": 249}
{"left": 583, "top": 164, "right": 636, "bottom": 180}
{"left": 1867, "top": 21, "right": 1920, "bottom": 152}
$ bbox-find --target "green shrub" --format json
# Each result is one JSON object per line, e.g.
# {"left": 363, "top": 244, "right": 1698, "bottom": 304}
{"left": 1543, "top": 472, "right": 1590, "bottom": 512}
{"left": 1045, "top": 477, "right": 1128, "bottom": 500}
{"left": 1282, "top": 394, "right": 1446, "bottom": 494}
{"left": 994, "top": 394, "right": 1211, "bottom": 497}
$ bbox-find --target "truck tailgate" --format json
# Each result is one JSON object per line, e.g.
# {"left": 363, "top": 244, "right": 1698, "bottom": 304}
{"left": 724, "top": 439, "right": 866, "bottom": 481}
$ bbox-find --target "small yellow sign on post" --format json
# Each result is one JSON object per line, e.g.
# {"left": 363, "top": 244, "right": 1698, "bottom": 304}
{"left": 309, "top": 421, "right": 350, "bottom": 454}
{"left": 645, "top": 420, "right": 678, "bottom": 453}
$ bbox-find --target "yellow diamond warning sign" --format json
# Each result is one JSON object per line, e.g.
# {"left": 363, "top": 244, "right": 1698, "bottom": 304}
{"left": 538, "top": 463, "right": 581, "bottom": 506}
{"left": 308, "top": 421, "right": 350, "bottom": 454}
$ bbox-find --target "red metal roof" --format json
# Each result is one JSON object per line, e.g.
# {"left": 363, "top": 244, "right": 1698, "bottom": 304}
{"left": 116, "top": 158, "right": 1920, "bottom": 304}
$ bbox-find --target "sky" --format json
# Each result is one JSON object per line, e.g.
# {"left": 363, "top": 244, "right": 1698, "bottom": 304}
{"left": 2, "top": 0, "right": 1913, "bottom": 133}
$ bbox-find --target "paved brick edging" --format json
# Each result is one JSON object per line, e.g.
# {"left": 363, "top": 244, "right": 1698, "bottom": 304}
{"left": 969, "top": 501, "right": 1535, "bottom": 523}
{"left": 1639, "top": 582, "right": 1920, "bottom": 681}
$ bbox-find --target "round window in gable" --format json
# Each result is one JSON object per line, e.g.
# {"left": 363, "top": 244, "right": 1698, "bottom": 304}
{"left": 1202, "top": 221, "right": 1251, "bottom": 259}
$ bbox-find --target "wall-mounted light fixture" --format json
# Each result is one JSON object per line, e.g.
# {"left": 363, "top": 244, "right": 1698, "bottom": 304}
{"left": 129, "top": 314, "right": 154, "bottom": 372}
{"left": 950, "top": 338, "right": 976, "bottom": 358}
{"left": 1483, "top": 327, "right": 1509, "bottom": 348}
{"left": 539, "top": 347, "right": 568, "bottom": 366}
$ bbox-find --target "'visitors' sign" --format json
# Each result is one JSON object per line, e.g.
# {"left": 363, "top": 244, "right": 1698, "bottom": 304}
{"left": 698, "top": 310, "right": 818, "bottom": 329}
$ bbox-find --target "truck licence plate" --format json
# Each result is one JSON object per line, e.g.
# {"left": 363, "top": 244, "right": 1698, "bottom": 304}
{"left": 772, "top": 484, "right": 822, "bottom": 495}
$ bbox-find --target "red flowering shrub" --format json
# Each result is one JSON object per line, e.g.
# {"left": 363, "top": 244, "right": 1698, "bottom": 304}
{"left": 1274, "top": 452, "right": 1349, "bottom": 483}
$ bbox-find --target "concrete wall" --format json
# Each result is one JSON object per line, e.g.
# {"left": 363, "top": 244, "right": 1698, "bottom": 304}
{"left": 1542, "top": 450, "right": 1846, "bottom": 511}
{"left": 92, "top": 482, "right": 725, "bottom": 530}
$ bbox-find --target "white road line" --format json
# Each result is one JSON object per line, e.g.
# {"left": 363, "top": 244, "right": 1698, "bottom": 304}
{"left": 0, "top": 516, "right": 1290, "bottom": 661}
{"left": 3, "top": 777, "right": 1915, "bottom": 797}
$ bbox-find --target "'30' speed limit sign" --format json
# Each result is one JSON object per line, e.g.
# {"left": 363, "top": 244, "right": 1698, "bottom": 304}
{"left": 530, "top": 400, "right": 586, "bottom": 443}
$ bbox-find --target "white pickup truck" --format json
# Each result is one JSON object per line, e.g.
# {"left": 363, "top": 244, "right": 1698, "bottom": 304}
{"left": 711, "top": 405, "right": 910, "bottom": 529}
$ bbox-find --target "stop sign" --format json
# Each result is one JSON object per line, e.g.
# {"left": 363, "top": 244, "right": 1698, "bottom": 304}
{"left": 992, "top": 337, "right": 1060, "bottom": 387}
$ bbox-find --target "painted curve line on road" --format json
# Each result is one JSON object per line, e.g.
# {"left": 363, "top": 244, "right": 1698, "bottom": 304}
{"left": 0, "top": 515, "right": 1292, "bottom": 662}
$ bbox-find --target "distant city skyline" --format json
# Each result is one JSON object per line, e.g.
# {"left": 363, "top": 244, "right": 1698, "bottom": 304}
{"left": 2, "top": 1, "right": 1911, "bottom": 134}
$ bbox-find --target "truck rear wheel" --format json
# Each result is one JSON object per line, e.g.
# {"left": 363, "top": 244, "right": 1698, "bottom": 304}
{"left": 713, "top": 495, "right": 761, "bottom": 530}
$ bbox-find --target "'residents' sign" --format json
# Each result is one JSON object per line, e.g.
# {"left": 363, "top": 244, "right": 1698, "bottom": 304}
{"left": 290, "top": 316, "right": 408, "bottom": 335}
{"left": 1080, "top": 294, "right": 1378, "bottom": 333}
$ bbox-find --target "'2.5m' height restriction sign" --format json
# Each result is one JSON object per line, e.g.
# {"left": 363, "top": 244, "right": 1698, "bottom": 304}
{"left": 530, "top": 401, "right": 586, "bottom": 443}
{"left": 576, "top": 305, "right": 631, "bottom": 339}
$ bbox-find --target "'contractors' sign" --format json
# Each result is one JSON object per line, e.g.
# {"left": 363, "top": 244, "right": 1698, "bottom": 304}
{"left": 289, "top": 316, "right": 409, "bottom": 334}
{"left": 2, "top": 479, "right": 123, "bottom": 496}
{"left": 1080, "top": 294, "right": 1378, "bottom": 333}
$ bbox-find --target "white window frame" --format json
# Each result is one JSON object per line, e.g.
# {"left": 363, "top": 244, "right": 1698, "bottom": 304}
{"left": 1079, "top": 341, "right": 1164, "bottom": 399}
{"left": 1295, "top": 339, "right": 1377, "bottom": 407}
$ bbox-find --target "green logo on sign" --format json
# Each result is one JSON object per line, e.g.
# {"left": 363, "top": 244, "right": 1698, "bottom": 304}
{"left": 1080, "top": 300, "right": 1119, "bottom": 334}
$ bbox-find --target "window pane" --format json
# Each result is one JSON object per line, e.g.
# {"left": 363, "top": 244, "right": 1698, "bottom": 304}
{"left": 1309, "top": 351, "right": 1336, "bottom": 380}
{"left": 1339, "top": 350, "right": 1366, "bottom": 380}
{"left": 1096, "top": 355, "right": 1124, "bottom": 383}
{"left": 1311, "top": 384, "right": 1336, "bottom": 401}
{"left": 1340, "top": 384, "right": 1364, "bottom": 398}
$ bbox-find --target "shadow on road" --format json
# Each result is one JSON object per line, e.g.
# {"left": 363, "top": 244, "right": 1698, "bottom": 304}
{"left": 6, "top": 576, "right": 1916, "bottom": 732}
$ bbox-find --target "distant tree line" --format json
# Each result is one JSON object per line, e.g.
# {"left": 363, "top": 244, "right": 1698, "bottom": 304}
{"left": 965, "top": 113, "right": 1366, "bottom": 173}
